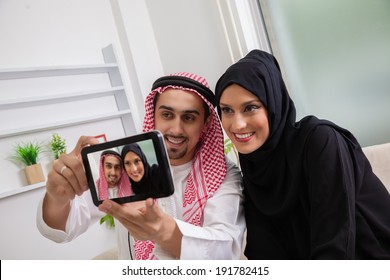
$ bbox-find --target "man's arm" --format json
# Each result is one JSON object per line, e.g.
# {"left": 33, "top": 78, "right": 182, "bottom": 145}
{"left": 42, "top": 192, "right": 71, "bottom": 231}
{"left": 176, "top": 158, "right": 245, "bottom": 259}
{"left": 99, "top": 198, "right": 183, "bottom": 258}
{"left": 100, "top": 158, "right": 245, "bottom": 260}
{"left": 40, "top": 136, "right": 99, "bottom": 230}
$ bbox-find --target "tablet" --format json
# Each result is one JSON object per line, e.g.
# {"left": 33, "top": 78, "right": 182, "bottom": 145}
{"left": 81, "top": 130, "right": 174, "bottom": 206}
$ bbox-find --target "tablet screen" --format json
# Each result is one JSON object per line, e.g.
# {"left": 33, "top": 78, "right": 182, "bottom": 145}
{"left": 81, "top": 131, "right": 174, "bottom": 206}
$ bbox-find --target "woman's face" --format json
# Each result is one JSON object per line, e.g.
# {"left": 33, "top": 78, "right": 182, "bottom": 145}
{"left": 123, "top": 151, "right": 145, "bottom": 182}
{"left": 219, "top": 84, "right": 269, "bottom": 154}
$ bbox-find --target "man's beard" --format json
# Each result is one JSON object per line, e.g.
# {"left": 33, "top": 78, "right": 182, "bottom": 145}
{"left": 167, "top": 147, "right": 187, "bottom": 160}
{"left": 107, "top": 177, "right": 119, "bottom": 187}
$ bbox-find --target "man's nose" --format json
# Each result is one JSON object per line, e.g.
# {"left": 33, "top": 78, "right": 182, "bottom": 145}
{"left": 169, "top": 117, "right": 185, "bottom": 135}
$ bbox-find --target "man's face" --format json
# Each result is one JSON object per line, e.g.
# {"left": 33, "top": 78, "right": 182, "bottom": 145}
{"left": 154, "top": 89, "right": 210, "bottom": 166}
{"left": 103, "top": 155, "right": 122, "bottom": 188}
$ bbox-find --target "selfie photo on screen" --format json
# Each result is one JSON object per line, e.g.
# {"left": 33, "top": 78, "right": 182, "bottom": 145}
{"left": 82, "top": 131, "right": 174, "bottom": 206}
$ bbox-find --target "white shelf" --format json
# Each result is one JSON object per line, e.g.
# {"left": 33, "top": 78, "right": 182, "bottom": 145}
{"left": 0, "top": 182, "right": 45, "bottom": 200}
{"left": 0, "top": 110, "right": 132, "bottom": 139}
{"left": 0, "top": 44, "right": 137, "bottom": 198}
{"left": 0, "top": 86, "right": 125, "bottom": 109}
{"left": 0, "top": 63, "right": 119, "bottom": 80}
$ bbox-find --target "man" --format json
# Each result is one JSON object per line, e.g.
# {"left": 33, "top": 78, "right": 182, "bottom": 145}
{"left": 37, "top": 72, "right": 245, "bottom": 259}
{"left": 96, "top": 150, "right": 132, "bottom": 200}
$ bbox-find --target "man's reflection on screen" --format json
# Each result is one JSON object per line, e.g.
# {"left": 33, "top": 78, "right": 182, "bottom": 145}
{"left": 96, "top": 150, "right": 133, "bottom": 200}
{"left": 121, "top": 143, "right": 161, "bottom": 196}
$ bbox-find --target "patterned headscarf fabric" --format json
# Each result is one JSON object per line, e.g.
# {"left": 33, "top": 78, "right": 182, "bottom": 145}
{"left": 134, "top": 72, "right": 227, "bottom": 260}
{"left": 96, "top": 150, "right": 132, "bottom": 200}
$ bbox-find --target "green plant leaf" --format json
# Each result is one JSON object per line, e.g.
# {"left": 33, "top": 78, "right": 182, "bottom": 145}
{"left": 100, "top": 214, "right": 115, "bottom": 229}
{"left": 224, "top": 138, "right": 234, "bottom": 155}
{"left": 9, "top": 141, "right": 44, "bottom": 166}
{"left": 50, "top": 133, "right": 67, "bottom": 159}
{"left": 223, "top": 138, "right": 240, "bottom": 168}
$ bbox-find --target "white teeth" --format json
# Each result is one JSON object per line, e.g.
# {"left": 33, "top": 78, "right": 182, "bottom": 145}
{"left": 235, "top": 132, "right": 253, "bottom": 139}
{"left": 167, "top": 136, "right": 185, "bottom": 144}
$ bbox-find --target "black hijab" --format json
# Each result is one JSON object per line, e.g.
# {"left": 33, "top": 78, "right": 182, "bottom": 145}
{"left": 215, "top": 50, "right": 358, "bottom": 217}
{"left": 121, "top": 143, "right": 153, "bottom": 195}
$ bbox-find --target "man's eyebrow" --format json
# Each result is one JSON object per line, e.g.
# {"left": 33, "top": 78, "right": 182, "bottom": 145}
{"left": 158, "top": 105, "right": 200, "bottom": 115}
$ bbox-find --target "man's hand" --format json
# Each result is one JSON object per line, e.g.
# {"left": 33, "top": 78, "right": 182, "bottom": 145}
{"left": 99, "top": 198, "right": 182, "bottom": 258}
{"left": 46, "top": 136, "right": 99, "bottom": 205}
{"left": 43, "top": 136, "right": 99, "bottom": 230}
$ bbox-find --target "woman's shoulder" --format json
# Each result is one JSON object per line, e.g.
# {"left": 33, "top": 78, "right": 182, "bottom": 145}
{"left": 298, "top": 116, "right": 357, "bottom": 149}
{"left": 302, "top": 123, "right": 356, "bottom": 164}
{"left": 149, "top": 163, "right": 161, "bottom": 175}
{"left": 307, "top": 124, "right": 337, "bottom": 142}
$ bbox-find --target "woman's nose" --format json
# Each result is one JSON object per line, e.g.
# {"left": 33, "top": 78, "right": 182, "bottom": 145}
{"left": 130, "top": 164, "right": 138, "bottom": 172}
{"left": 231, "top": 114, "right": 247, "bottom": 130}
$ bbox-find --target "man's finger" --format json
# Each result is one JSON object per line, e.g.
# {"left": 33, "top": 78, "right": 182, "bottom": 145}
{"left": 98, "top": 200, "right": 116, "bottom": 214}
{"left": 98, "top": 200, "right": 138, "bottom": 221}
{"left": 71, "top": 136, "right": 99, "bottom": 157}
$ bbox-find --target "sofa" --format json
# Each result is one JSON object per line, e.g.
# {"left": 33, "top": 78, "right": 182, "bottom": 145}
{"left": 362, "top": 142, "right": 390, "bottom": 193}
{"left": 93, "top": 142, "right": 390, "bottom": 259}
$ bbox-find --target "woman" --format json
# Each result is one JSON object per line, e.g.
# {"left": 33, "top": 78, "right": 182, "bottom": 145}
{"left": 121, "top": 143, "right": 160, "bottom": 196}
{"left": 215, "top": 49, "right": 390, "bottom": 259}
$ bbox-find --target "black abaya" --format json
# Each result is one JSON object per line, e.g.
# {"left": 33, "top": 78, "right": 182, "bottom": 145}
{"left": 215, "top": 50, "right": 390, "bottom": 259}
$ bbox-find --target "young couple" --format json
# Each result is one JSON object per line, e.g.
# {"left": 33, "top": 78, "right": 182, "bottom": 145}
{"left": 37, "top": 52, "right": 390, "bottom": 259}
{"left": 96, "top": 144, "right": 157, "bottom": 200}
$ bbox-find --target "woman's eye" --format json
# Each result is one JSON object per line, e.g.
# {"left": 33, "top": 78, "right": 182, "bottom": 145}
{"left": 245, "top": 105, "right": 260, "bottom": 112}
{"left": 220, "top": 107, "right": 232, "bottom": 114}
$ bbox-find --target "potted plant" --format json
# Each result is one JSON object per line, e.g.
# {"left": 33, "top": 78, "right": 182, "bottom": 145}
{"left": 10, "top": 141, "right": 45, "bottom": 185}
{"left": 49, "top": 133, "right": 67, "bottom": 160}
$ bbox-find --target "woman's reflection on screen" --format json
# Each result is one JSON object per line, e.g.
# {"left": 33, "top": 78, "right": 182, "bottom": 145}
{"left": 121, "top": 143, "right": 161, "bottom": 196}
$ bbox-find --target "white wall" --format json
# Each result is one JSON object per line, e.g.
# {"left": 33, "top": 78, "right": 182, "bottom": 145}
{"left": 0, "top": 187, "right": 115, "bottom": 260}
{"left": 0, "top": 0, "right": 132, "bottom": 260}
{"left": 144, "top": 0, "right": 233, "bottom": 89}
{"left": 260, "top": 0, "right": 390, "bottom": 146}
{"left": 0, "top": 0, "right": 234, "bottom": 260}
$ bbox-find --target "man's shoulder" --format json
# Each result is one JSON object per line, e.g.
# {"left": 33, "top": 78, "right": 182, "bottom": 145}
{"left": 223, "top": 156, "right": 243, "bottom": 183}
{"left": 225, "top": 155, "right": 239, "bottom": 170}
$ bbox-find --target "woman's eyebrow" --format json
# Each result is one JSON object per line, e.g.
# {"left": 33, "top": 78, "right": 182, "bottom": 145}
{"left": 220, "top": 99, "right": 260, "bottom": 107}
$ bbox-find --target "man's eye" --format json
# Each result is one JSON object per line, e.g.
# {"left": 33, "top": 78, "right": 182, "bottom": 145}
{"left": 183, "top": 115, "right": 195, "bottom": 122}
{"left": 161, "top": 111, "right": 173, "bottom": 119}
